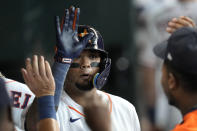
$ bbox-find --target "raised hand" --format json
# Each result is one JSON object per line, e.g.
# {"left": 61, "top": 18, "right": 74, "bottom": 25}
{"left": 55, "top": 6, "right": 93, "bottom": 63}
{"left": 166, "top": 16, "right": 196, "bottom": 34}
{"left": 21, "top": 55, "right": 55, "bottom": 97}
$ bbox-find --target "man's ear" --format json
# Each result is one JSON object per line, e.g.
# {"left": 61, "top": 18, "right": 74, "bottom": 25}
{"left": 168, "top": 73, "right": 178, "bottom": 90}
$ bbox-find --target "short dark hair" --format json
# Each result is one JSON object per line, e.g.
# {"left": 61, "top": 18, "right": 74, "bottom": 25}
{"left": 164, "top": 60, "right": 197, "bottom": 92}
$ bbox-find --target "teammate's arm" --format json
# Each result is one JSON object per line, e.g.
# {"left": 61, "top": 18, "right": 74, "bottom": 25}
{"left": 52, "top": 6, "right": 93, "bottom": 110}
{"left": 166, "top": 16, "right": 196, "bottom": 33}
{"left": 21, "top": 55, "right": 59, "bottom": 131}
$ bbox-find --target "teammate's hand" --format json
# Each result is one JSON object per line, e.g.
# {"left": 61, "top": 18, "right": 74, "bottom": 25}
{"left": 21, "top": 55, "right": 55, "bottom": 97}
{"left": 166, "top": 16, "right": 196, "bottom": 34}
{"left": 55, "top": 6, "right": 93, "bottom": 63}
{"left": 83, "top": 93, "right": 111, "bottom": 131}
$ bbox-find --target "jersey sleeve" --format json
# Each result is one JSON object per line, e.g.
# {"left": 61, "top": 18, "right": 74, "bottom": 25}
{"left": 4, "top": 78, "right": 35, "bottom": 131}
{"left": 109, "top": 94, "right": 141, "bottom": 131}
{"left": 129, "top": 104, "right": 141, "bottom": 131}
{"left": 121, "top": 98, "right": 141, "bottom": 131}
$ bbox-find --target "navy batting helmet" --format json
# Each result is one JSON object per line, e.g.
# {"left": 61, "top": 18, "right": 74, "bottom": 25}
{"left": 78, "top": 25, "right": 111, "bottom": 89}
{"left": 78, "top": 25, "right": 108, "bottom": 58}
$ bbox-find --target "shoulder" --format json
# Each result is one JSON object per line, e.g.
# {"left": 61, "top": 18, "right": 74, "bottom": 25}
{"left": 4, "top": 78, "right": 27, "bottom": 88}
{"left": 99, "top": 91, "right": 140, "bottom": 129}
{"left": 4, "top": 78, "right": 34, "bottom": 95}
{"left": 3, "top": 78, "right": 35, "bottom": 130}
{"left": 3, "top": 77, "right": 35, "bottom": 109}
{"left": 109, "top": 93, "right": 135, "bottom": 109}
{"left": 98, "top": 90, "right": 136, "bottom": 112}
{"left": 173, "top": 110, "right": 197, "bottom": 131}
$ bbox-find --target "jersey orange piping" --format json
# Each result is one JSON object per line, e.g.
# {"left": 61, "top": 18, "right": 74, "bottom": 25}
{"left": 104, "top": 92, "right": 113, "bottom": 113}
{"left": 5, "top": 80, "right": 16, "bottom": 84}
{"left": 68, "top": 92, "right": 113, "bottom": 117}
{"left": 68, "top": 106, "right": 86, "bottom": 117}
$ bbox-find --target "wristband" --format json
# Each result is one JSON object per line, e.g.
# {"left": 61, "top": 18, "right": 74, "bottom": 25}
{"left": 54, "top": 56, "right": 72, "bottom": 64}
{"left": 38, "top": 95, "right": 56, "bottom": 120}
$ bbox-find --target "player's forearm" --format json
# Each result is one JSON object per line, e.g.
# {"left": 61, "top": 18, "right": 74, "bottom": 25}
{"left": 38, "top": 118, "right": 59, "bottom": 131}
{"left": 37, "top": 95, "right": 59, "bottom": 131}
{"left": 52, "top": 62, "right": 70, "bottom": 108}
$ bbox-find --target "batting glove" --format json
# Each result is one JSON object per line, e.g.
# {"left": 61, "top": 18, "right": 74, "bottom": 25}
{"left": 55, "top": 6, "right": 93, "bottom": 64}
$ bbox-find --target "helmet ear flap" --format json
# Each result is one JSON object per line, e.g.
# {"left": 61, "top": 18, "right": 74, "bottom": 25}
{"left": 93, "top": 58, "right": 111, "bottom": 89}
{"left": 99, "top": 58, "right": 110, "bottom": 72}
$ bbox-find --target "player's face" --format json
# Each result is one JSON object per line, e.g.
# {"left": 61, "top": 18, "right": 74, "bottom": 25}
{"left": 66, "top": 50, "right": 101, "bottom": 91}
{"left": 161, "top": 64, "right": 176, "bottom": 106}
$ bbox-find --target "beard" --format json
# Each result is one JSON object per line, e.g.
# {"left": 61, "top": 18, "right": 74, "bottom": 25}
{"left": 162, "top": 78, "right": 177, "bottom": 107}
{"left": 75, "top": 78, "right": 94, "bottom": 91}
{"left": 163, "top": 87, "right": 177, "bottom": 107}
{"left": 65, "top": 69, "right": 96, "bottom": 91}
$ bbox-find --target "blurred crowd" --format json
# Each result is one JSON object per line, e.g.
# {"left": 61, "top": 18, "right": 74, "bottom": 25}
{"left": 134, "top": 0, "right": 197, "bottom": 130}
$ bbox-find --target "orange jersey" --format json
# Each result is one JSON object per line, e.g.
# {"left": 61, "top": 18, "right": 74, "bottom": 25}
{"left": 172, "top": 109, "right": 197, "bottom": 131}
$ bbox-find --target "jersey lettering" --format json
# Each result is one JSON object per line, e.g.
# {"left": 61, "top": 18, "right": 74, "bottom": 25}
{"left": 11, "top": 91, "right": 32, "bottom": 109}
{"left": 11, "top": 91, "right": 22, "bottom": 108}
{"left": 21, "top": 94, "right": 31, "bottom": 109}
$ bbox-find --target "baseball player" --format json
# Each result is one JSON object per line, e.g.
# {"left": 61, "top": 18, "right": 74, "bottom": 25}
{"left": 9, "top": 5, "right": 140, "bottom": 131}
{"left": 52, "top": 6, "right": 140, "bottom": 131}
{"left": 153, "top": 27, "right": 197, "bottom": 131}
{"left": 0, "top": 73, "right": 35, "bottom": 131}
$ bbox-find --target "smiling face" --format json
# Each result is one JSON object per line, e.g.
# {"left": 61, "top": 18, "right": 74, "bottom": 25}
{"left": 65, "top": 50, "right": 101, "bottom": 91}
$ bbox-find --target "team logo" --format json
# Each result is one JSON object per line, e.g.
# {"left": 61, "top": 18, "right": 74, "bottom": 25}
{"left": 70, "top": 117, "right": 81, "bottom": 123}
